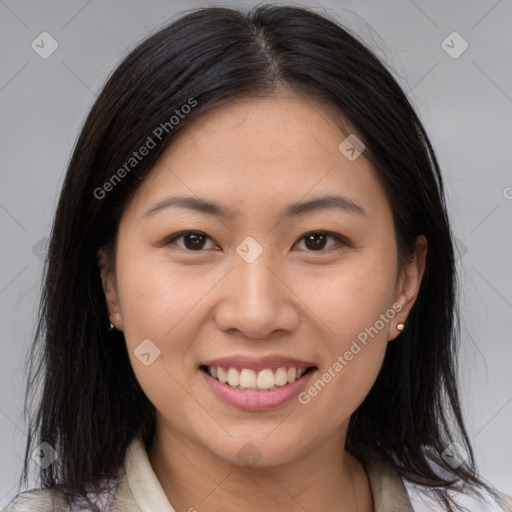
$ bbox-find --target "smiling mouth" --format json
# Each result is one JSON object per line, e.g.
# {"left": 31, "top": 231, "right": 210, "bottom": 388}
{"left": 199, "top": 365, "right": 317, "bottom": 391}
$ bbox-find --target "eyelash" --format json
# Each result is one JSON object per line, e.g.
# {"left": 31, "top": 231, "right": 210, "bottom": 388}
{"left": 165, "top": 230, "right": 348, "bottom": 253}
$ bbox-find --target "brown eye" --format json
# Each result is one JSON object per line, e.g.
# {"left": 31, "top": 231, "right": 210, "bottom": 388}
{"left": 296, "top": 231, "right": 345, "bottom": 252}
{"left": 167, "top": 231, "right": 216, "bottom": 251}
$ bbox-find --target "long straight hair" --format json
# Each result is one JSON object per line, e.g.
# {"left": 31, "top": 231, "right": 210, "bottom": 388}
{"left": 19, "top": 5, "right": 506, "bottom": 511}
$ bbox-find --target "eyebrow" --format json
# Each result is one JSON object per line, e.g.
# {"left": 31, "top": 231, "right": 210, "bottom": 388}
{"left": 143, "top": 194, "right": 366, "bottom": 219}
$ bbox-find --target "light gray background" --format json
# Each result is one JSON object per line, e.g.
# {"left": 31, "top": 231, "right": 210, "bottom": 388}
{"left": 1, "top": 0, "right": 511, "bottom": 506}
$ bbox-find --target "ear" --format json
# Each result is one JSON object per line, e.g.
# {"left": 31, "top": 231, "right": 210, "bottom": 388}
{"left": 97, "top": 248, "right": 124, "bottom": 331}
{"left": 390, "top": 235, "right": 428, "bottom": 340}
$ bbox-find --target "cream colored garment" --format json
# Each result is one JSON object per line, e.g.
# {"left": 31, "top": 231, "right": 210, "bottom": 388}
{"left": 4, "top": 435, "right": 511, "bottom": 511}
{"left": 110, "top": 436, "right": 415, "bottom": 512}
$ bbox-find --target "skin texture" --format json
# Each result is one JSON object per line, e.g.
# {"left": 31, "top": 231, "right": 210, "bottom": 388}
{"left": 99, "top": 93, "right": 427, "bottom": 512}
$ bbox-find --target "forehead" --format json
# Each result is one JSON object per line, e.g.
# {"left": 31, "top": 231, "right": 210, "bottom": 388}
{"left": 124, "top": 94, "right": 392, "bottom": 224}
{"left": 168, "top": 94, "right": 349, "bottom": 159}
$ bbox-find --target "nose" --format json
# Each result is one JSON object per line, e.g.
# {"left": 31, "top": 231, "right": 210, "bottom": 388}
{"left": 213, "top": 248, "right": 300, "bottom": 340}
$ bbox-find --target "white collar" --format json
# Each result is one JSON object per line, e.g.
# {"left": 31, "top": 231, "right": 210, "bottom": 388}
{"left": 111, "top": 435, "right": 175, "bottom": 512}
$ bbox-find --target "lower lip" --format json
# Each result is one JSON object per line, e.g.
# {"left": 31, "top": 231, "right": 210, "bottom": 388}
{"left": 200, "top": 368, "right": 316, "bottom": 411}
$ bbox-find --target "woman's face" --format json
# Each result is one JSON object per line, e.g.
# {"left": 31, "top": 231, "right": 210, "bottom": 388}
{"left": 100, "top": 93, "right": 426, "bottom": 467}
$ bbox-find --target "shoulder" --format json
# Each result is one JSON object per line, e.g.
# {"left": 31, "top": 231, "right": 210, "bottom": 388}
{"left": 403, "top": 479, "right": 512, "bottom": 512}
{"left": 3, "top": 480, "right": 119, "bottom": 512}
{"left": 2, "top": 488, "right": 68, "bottom": 512}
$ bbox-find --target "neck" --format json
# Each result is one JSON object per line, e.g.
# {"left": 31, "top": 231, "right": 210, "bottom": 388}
{"left": 148, "top": 424, "right": 374, "bottom": 512}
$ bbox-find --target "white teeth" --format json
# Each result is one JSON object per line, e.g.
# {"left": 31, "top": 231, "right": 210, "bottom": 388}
{"left": 217, "top": 367, "right": 228, "bottom": 384}
{"left": 227, "top": 368, "right": 239, "bottom": 387}
{"left": 239, "top": 369, "right": 257, "bottom": 388}
{"left": 206, "top": 365, "right": 310, "bottom": 390}
{"left": 275, "top": 367, "right": 288, "bottom": 386}
{"left": 256, "top": 369, "right": 275, "bottom": 389}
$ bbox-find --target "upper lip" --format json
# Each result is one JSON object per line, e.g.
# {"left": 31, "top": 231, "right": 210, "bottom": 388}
{"left": 201, "top": 355, "right": 317, "bottom": 371}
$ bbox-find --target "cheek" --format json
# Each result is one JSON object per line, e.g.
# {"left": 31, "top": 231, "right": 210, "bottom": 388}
{"left": 294, "top": 252, "right": 396, "bottom": 416}
{"left": 299, "top": 348, "right": 386, "bottom": 439}
{"left": 115, "top": 254, "right": 220, "bottom": 343}
{"left": 298, "top": 290, "right": 393, "bottom": 431}
{"left": 113, "top": 255, "right": 226, "bottom": 402}
{"left": 114, "top": 257, "right": 207, "bottom": 408}
{"left": 297, "top": 251, "right": 397, "bottom": 345}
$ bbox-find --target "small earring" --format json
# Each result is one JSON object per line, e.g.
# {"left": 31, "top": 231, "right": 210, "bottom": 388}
{"left": 397, "top": 322, "right": 405, "bottom": 331}
{"left": 109, "top": 322, "right": 115, "bottom": 331}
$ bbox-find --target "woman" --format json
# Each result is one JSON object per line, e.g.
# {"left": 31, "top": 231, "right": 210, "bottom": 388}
{"left": 5, "top": 4, "right": 511, "bottom": 512}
